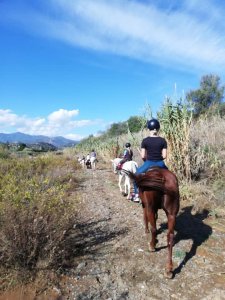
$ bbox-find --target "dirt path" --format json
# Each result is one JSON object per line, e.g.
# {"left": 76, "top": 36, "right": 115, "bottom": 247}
{"left": 59, "top": 163, "right": 225, "bottom": 300}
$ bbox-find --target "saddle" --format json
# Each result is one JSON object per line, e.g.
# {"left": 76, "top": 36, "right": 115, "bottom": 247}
{"left": 86, "top": 159, "right": 91, "bottom": 166}
{"left": 116, "top": 163, "right": 123, "bottom": 170}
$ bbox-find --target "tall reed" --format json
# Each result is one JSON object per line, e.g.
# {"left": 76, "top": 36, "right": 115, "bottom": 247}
{"left": 158, "top": 98, "right": 193, "bottom": 181}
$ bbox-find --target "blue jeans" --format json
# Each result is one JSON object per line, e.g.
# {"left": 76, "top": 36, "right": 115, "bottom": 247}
{"left": 133, "top": 160, "right": 168, "bottom": 194}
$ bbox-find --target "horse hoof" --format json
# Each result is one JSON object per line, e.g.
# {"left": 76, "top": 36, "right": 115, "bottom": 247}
{"left": 164, "top": 270, "right": 173, "bottom": 279}
{"left": 149, "top": 245, "right": 156, "bottom": 252}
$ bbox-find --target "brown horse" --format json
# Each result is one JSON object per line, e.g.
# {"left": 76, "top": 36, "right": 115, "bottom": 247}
{"left": 128, "top": 167, "right": 180, "bottom": 278}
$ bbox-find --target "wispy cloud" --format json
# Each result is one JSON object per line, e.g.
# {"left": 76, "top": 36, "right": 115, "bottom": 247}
{"left": 2, "top": 0, "right": 225, "bottom": 73}
{"left": 0, "top": 108, "right": 101, "bottom": 140}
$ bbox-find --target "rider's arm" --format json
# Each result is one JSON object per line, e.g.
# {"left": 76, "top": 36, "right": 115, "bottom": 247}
{"left": 162, "top": 148, "right": 167, "bottom": 160}
{"left": 141, "top": 148, "right": 146, "bottom": 161}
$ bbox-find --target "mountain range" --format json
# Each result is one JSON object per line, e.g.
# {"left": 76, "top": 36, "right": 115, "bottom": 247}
{"left": 0, "top": 132, "right": 78, "bottom": 148}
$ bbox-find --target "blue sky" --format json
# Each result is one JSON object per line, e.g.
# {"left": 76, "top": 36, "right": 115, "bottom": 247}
{"left": 1, "top": 0, "right": 225, "bottom": 141}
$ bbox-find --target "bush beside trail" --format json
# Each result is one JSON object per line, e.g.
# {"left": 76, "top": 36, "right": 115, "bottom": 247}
{"left": 0, "top": 153, "right": 83, "bottom": 290}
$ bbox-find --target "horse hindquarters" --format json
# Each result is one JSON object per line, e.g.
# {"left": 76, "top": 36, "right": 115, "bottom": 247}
{"left": 90, "top": 157, "right": 96, "bottom": 169}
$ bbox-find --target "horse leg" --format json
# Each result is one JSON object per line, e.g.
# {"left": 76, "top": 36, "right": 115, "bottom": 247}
{"left": 148, "top": 210, "right": 157, "bottom": 252}
{"left": 165, "top": 214, "right": 176, "bottom": 278}
{"left": 143, "top": 207, "right": 149, "bottom": 233}
{"left": 118, "top": 174, "right": 123, "bottom": 193}
{"left": 125, "top": 176, "right": 131, "bottom": 199}
{"left": 93, "top": 159, "right": 96, "bottom": 170}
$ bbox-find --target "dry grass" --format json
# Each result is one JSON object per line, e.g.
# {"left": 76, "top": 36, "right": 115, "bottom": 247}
{"left": 192, "top": 115, "right": 225, "bottom": 150}
{"left": 0, "top": 153, "right": 83, "bottom": 291}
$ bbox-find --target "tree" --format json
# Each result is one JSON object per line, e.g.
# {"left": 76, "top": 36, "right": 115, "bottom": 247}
{"left": 107, "top": 122, "right": 127, "bottom": 137}
{"left": 127, "top": 116, "right": 146, "bottom": 133}
{"left": 218, "top": 102, "right": 225, "bottom": 116}
{"left": 186, "top": 74, "right": 224, "bottom": 117}
{"left": 17, "top": 143, "right": 26, "bottom": 151}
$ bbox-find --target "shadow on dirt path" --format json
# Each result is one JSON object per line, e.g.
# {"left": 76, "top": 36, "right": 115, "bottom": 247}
{"left": 64, "top": 218, "right": 128, "bottom": 263}
{"left": 173, "top": 206, "right": 212, "bottom": 276}
{"left": 148, "top": 205, "right": 212, "bottom": 278}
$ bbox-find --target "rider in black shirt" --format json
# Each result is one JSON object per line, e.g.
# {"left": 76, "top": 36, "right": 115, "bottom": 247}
{"left": 132, "top": 119, "right": 168, "bottom": 202}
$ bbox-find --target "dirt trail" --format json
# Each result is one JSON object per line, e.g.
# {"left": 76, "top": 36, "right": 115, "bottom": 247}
{"left": 1, "top": 162, "right": 225, "bottom": 300}
{"left": 60, "top": 163, "right": 225, "bottom": 300}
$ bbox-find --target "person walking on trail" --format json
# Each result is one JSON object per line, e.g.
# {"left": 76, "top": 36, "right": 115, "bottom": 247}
{"left": 117, "top": 142, "right": 133, "bottom": 170}
{"left": 132, "top": 118, "right": 168, "bottom": 202}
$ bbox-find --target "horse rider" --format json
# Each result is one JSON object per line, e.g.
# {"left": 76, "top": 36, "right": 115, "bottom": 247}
{"left": 132, "top": 118, "right": 168, "bottom": 202}
{"left": 90, "top": 149, "right": 97, "bottom": 160}
{"left": 117, "top": 142, "right": 133, "bottom": 170}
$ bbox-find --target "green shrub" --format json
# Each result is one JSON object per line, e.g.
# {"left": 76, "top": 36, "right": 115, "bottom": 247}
{"left": 0, "top": 154, "right": 81, "bottom": 277}
{"left": 0, "top": 144, "right": 10, "bottom": 159}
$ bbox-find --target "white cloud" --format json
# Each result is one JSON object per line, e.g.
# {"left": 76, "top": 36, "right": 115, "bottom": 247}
{"left": 0, "top": 108, "right": 101, "bottom": 139}
{"left": 48, "top": 108, "right": 79, "bottom": 124}
{"left": 3, "top": 0, "right": 225, "bottom": 73}
{"left": 0, "top": 109, "right": 18, "bottom": 125}
{"left": 65, "top": 133, "right": 85, "bottom": 140}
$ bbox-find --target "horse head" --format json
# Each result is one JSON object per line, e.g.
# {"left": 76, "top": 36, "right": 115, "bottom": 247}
{"left": 111, "top": 158, "right": 122, "bottom": 174}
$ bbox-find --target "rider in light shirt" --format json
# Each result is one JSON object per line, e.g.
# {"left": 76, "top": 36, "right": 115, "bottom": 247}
{"left": 117, "top": 142, "right": 133, "bottom": 170}
{"left": 90, "top": 149, "right": 97, "bottom": 158}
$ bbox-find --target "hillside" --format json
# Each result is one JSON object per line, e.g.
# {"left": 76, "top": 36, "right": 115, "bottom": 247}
{"left": 0, "top": 132, "right": 78, "bottom": 148}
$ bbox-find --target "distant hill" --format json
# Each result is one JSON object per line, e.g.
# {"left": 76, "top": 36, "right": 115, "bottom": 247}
{"left": 0, "top": 132, "right": 78, "bottom": 148}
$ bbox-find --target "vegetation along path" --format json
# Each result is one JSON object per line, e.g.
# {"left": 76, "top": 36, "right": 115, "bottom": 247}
{"left": 58, "top": 161, "right": 225, "bottom": 300}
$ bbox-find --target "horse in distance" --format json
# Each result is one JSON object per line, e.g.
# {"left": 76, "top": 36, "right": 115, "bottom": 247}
{"left": 111, "top": 158, "right": 138, "bottom": 200}
{"left": 78, "top": 156, "right": 86, "bottom": 169}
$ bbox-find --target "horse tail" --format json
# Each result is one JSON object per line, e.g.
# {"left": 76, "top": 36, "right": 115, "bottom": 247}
{"left": 124, "top": 170, "right": 169, "bottom": 194}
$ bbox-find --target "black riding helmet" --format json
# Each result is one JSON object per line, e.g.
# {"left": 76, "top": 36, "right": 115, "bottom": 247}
{"left": 125, "top": 142, "right": 131, "bottom": 147}
{"left": 147, "top": 119, "right": 160, "bottom": 130}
